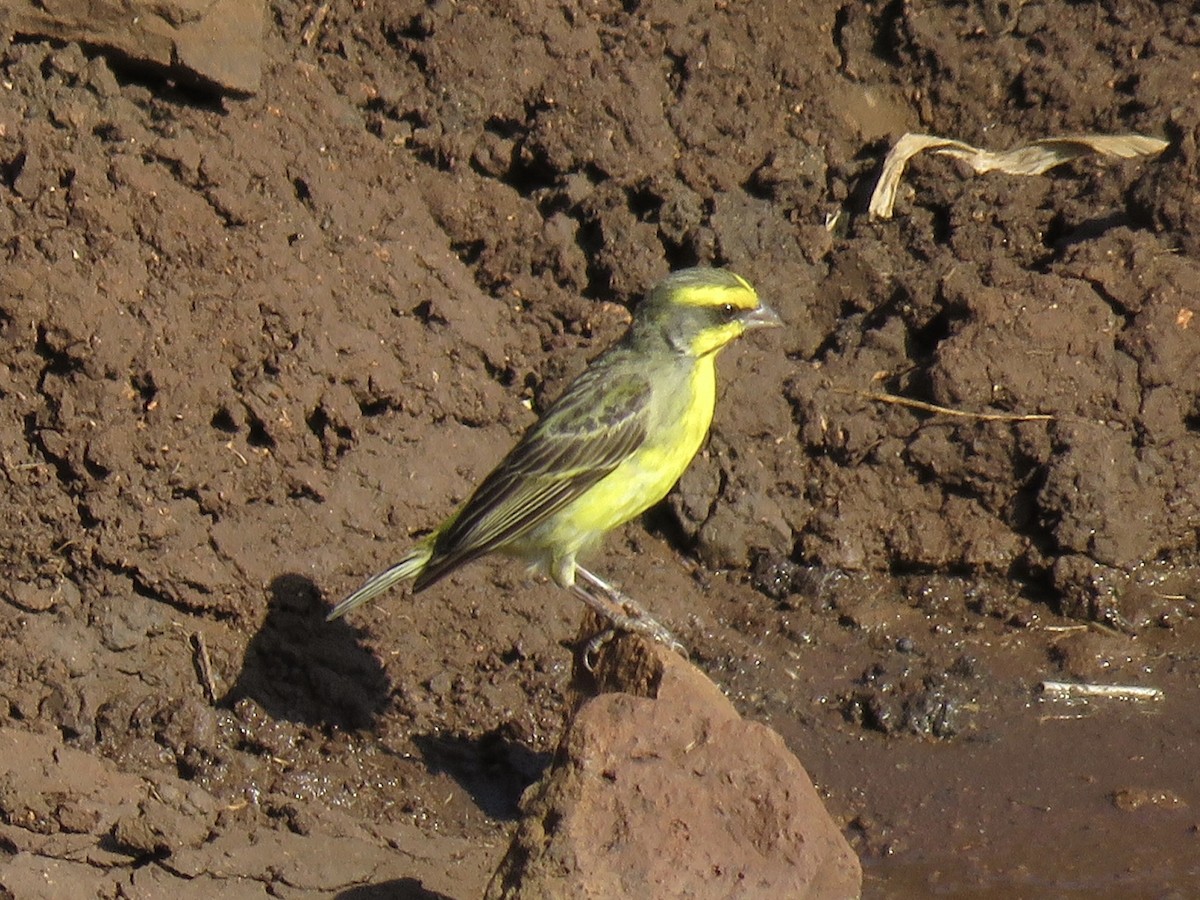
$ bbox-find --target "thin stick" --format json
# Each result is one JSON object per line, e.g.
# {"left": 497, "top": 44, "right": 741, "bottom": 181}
{"left": 191, "top": 632, "right": 219, "bottom": 704}
{"left": 851, "top": 390, "right": 1054, "bottom": 422}
{"left": 1037, "top": 680, "right": 1163, "bottom": 702}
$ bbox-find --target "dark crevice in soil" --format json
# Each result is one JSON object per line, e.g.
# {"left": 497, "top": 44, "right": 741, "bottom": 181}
{"left": 33, "top": 327, "right": 85, "bottom": 379}
{"left": 905, "top": 303, "right": 970, "bottom": 364}
{"left": 1184, "top": 402, "right": 1200, "bottom": 434}
{"left": 870, "top": 0, "right": 910, "bottom": 66}
{"left": 1, "top": 149, "right": 26, "bottom": 189}
{"left": 1042, "top": 210, "right": 1130, "bottom": 261}
{"left": 210, "top": 406, "right": 239, "bottom": 434}
{"left": 1073, "top": 272, "right": 1139, "bottom": 325}
{"left": 643, "top": 501, "right": 694, "bottom": 558}
{"left": 22, "top": 413, "right": 82, "bottom": 494}
{"left": 357, "top": 396, "right": 397, "bottom": 417}
{"left": 244, "top": 411, "right": 276, "bottom": 451}
{"left": 305, "top": 405, "right": 354, "bottom": 458}
{"left": 449, "top": 239, "right": 485, "bottom": 267}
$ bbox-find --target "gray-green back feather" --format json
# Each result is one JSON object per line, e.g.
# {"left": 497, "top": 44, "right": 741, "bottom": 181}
{"left": 411, "top": 354, "right": 652, "bottom": 591}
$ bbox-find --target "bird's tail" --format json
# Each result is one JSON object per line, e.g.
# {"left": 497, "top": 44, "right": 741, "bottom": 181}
{"left": 325, "top": 538, "right": 434, "bottom": 621}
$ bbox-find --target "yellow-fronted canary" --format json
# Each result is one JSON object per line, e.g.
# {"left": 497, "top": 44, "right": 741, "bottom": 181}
{"left": 328, "top": 267, "right": 780, "bottom": 648}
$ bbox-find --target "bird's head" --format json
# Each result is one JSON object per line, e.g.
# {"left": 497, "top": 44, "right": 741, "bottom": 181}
{"left": 631, "top": 267, "right": 781, "bottom": 357}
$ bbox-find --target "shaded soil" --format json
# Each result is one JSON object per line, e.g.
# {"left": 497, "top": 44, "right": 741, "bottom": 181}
{"left": 1, "top": 1, "right": 1198, "bottom": 896}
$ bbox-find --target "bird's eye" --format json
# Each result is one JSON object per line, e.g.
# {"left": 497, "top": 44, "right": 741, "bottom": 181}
{"left": 721, "top": 303, "right": 737, "bottom": 320}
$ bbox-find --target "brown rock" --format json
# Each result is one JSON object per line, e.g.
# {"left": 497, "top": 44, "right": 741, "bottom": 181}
{"left": 6, "top": 0, "right": 264, "bottom": 95}
{"left": 486, "top": 622, "right": 862, "bottom": 899}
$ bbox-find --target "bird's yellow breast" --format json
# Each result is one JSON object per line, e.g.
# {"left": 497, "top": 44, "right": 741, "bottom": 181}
{"left": 540, "top": 355, "right": 717, "bottom": 550}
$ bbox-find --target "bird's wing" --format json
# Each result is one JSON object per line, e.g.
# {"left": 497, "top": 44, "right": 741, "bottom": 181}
{"left": 412, "top": 361, "right": 652, "bottom": 590}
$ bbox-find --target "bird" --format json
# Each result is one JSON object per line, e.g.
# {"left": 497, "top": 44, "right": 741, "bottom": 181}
{"left": 327, "top": 267, "right": 781, "bottom": 651}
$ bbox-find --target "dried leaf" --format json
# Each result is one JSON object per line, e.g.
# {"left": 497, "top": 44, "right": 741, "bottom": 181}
{"left": 868, "top": 131, "right": 1169, "bottom": 220}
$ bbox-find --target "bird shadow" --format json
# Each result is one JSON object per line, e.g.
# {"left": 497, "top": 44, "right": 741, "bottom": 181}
{"left": 224, "top": 574, "right": 557, "bottom": 835}
{"left": 221, "top": 573, "right": 390, "bottom": 730}
{"left": 335, "top": 878, "right": 455, "bottom": 900}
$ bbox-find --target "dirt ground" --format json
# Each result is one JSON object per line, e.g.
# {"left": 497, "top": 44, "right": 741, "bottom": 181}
{"left": 1, "top": 1, "right": 1198, "bottom": 897}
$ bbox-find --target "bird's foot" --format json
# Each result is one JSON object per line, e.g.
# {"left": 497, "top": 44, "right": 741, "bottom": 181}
{"left": 570, "top": 565, "right": 687, "bottom": 668}
{"left": 582, "top": 610, "right": 687, "bottom": 671}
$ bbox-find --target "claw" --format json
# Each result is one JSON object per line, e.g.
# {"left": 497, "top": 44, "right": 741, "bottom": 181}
{"left": 583, "top": 628, "right": 616, "bottom": 671}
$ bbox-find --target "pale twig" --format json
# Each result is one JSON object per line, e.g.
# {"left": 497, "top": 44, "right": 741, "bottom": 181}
{"left": 850, "top": 389, "right": 1054, "bottom": 422}
{"left": 1037, "top": 681, "right": 1163, "bottom": 703}
{"left": 225, "top": 441, "right": 249, "bottom": 465}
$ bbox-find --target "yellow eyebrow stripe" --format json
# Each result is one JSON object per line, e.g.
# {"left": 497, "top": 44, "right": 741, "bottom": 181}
{"left": 672, "top": 278, "right": 759, "bottom": 309}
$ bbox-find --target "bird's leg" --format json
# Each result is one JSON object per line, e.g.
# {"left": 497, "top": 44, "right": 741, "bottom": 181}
{"left": 567, "top": 580, "right": 641, "bottom": 630}
{"left": 574, "top": 565, "right": 649, "bottom": 618}
{"left": 572, "top": 565, "right": 685, "bottom": 658}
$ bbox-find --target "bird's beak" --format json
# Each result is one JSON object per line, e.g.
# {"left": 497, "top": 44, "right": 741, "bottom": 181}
{"left": 740, "top": 302, "right": 783, "bottom": 329}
